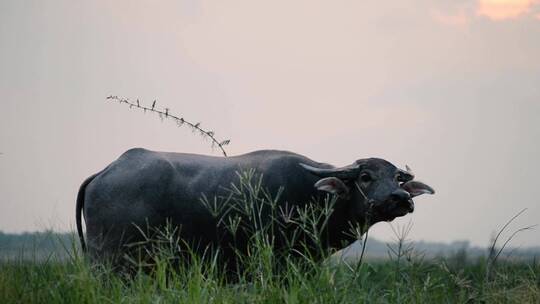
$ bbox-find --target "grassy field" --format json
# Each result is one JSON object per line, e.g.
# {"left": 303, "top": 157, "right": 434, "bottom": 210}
{"left": 0, "top": 231, "right": 539, "bottom": 304}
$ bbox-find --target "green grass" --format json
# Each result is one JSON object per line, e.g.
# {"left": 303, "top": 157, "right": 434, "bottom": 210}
{"left": 1, "top": 249, "right": 539, "bottom": 304}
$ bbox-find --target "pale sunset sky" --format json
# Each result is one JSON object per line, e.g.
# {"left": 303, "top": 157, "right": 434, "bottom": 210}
{"left": 1, "top": 0, "right": 539, "bottom": 247}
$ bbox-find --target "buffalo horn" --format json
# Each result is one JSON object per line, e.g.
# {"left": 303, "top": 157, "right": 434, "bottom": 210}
{"left": 406, "top": 165, "right": 413, "bottom": 174}
{"left": 397, "top": 165, "right": 415, "bottom": 182}
{"left": 299, "top": 163, "right": 360, "bottom": 179}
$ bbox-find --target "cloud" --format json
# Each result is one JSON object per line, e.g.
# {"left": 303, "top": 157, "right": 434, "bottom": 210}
{"left": 432, "top": 0, "right": 540, "bottom": 25}
{"left": 476, "top": 0, "right": 539, "bottom": 20}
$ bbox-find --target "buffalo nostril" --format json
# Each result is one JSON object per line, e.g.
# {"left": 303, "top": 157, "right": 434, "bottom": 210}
{"left": 390, "top": 189, "right": 410, "bottom": 202}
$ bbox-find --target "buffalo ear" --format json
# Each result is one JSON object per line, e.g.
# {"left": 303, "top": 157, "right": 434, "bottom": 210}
{"left": 402, "top": 181, "right": 435, "bottom": 198}
{"left": 314, "top": 177, "right": 350, "bottom": 198}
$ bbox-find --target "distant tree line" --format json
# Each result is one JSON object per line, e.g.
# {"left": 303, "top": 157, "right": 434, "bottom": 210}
{"left": 1, "top": 231, "right": 538, "bottom": 261}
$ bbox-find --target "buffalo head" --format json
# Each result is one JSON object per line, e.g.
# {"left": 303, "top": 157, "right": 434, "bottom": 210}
{"left": 300, "top": 159, "right": 434, "bottom": 224}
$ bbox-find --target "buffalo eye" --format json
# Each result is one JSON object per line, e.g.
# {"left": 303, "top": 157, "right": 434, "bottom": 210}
{"left": 360, "top": 173, "right": 372, "bottom": 183}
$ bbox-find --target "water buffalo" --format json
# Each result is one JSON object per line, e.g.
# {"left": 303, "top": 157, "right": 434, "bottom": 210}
{"left": 76, "top": 148, "right": 434, "bottom": 268}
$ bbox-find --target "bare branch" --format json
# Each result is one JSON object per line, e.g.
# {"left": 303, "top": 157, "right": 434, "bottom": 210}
{"left": 488, "top": 208, "right": 527, "bottom": 261}
{"left": 492, "top": 224, "right": 537, "bottom": 263}
{"left": 107, "top": 95, "right": 230, "bottom": 157}
{"left": 485, "top": 208, "right": 535, "bottom": 281}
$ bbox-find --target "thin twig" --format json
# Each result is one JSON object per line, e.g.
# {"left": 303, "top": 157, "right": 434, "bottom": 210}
{"left": 492, "top": 225, "right": 537, "bottom": 264}
{"left": 488, "top": 208, "right": 527, "bottom": 260}
{"left": 356, "top": 227, "right": 369, "bottom": 272}
{"left": 485, "top": 208, "right": 535, "bottom": 281}
{"left": 107, "top": 95, "right": 230, "bottom": 157}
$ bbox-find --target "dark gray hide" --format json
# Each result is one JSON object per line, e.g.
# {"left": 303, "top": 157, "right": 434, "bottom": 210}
{"left": 76, "top": 148, "right": 434, "bottom": 265}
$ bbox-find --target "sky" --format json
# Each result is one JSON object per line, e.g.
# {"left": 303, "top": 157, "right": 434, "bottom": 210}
{"left": 0, "top": 0, "right": 539, "bottom": 247}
